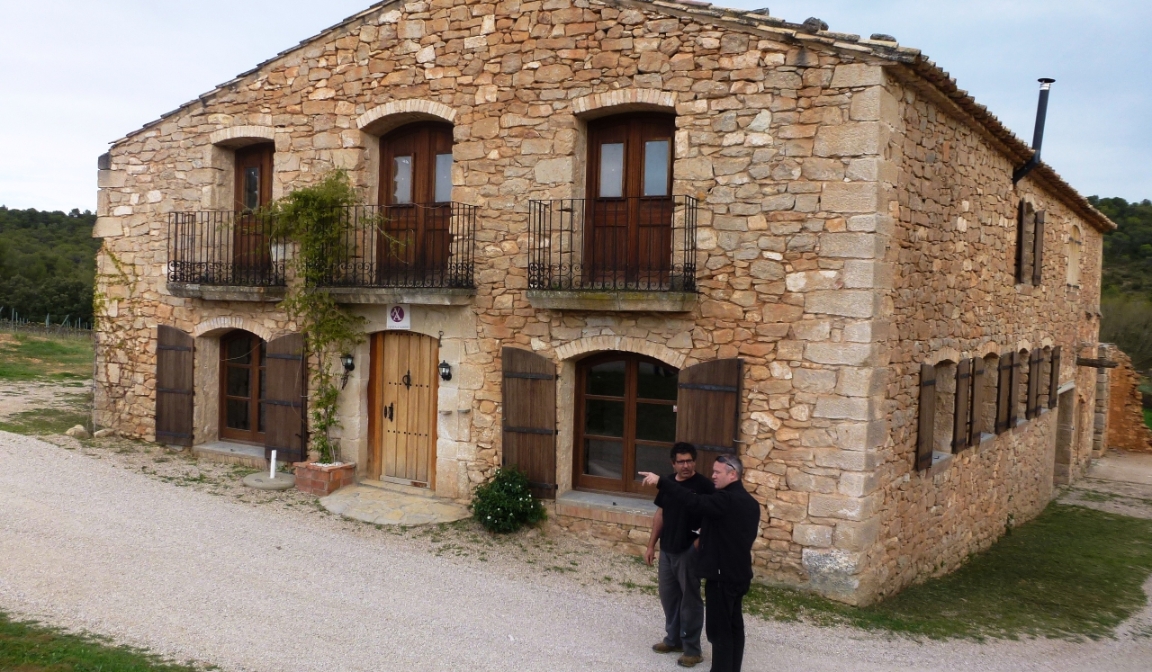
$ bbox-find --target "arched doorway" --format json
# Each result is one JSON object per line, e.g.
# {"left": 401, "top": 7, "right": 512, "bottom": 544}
{"left": 219, "top": 330, "right": 267, "bottom": 444}
{"left": 574, "top": 352, "right": 679, "bottom": 495}
{"left": 367, "top": 331, "right": 439, "bottom": 487}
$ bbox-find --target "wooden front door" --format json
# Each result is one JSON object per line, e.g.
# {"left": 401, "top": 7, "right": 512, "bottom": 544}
{"left": 233, "top": 143, "right": 274, "bottom": 282}
{"left": 368, "top": 331, "right": 438, "bottom": 487}
{"left": 219, "top": 330, "right": 266, "bottom": 445}
{"left": 586, "top": 114, "right": 675, "bottom": 287}
{"left": 378, "top": 122, "right": 454, "bottom": 282}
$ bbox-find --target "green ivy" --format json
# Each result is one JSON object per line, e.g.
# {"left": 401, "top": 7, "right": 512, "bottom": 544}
{"left": 269, "top": 172, "right": 367, "bottom": 463}
{"left": 469, "top": 467, "right": 547, "bottom": 534}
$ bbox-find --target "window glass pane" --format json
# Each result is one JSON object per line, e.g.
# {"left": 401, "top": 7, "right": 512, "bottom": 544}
{"left": 586, "top": 359, "right": 626, "bottom": 397}
{"left": 599, "top": 143, "right": 624, "bottom": 198}
{"left": 636, "top": 403, "right": 676, "bottom": 442}
{"left": 226, "top": 367, "right": 250, "bottom": 398}
{"left": 584, "top": 439, "right": 623, "bottom": 478}
{"left": 643, "top": 140, "right": 670, "bottom": 197}
{"left": 585, "top": 399, "right": 625, "bottom": 437}
{"left": 226, "top": 399, "right": 250, "bottom": 430}
{"left": 226, "top": 336, "right": 251, "bottom": 364}
{"left": 393, "top": 156, "right": 413, "bottom": 204}
{"left": 434, "top": 153, "right": 453, "bottom": 203}
{"left": 635, "top": 444, "right": 669, "bottom": 479}
{"left": 637, "top": 361, "right": 678, "bottom": 400}
{"left": 244, "top": 167, "right": 260, "bottom": 210}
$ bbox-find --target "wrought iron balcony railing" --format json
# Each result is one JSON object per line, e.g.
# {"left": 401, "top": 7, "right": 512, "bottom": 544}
{"left": 312, "top": 203, "right": 476, "bottom": 290}
{"left": 528, "top": 196, "right": 698, "bottom": 292}
{"left": 168, "top": 211, "right": 286, "bottom": 287}
{"left": 167, "top": 203, "right": 477, "bottom": 290}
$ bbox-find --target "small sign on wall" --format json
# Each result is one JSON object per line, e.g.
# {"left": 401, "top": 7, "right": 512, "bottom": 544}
{"left": 386, "top": 304, "right": 412, "bottom": 330}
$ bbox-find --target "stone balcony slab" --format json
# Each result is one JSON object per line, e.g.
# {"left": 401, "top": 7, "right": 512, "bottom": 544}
{"left": 527, "top": 290, "right": 697, "bottom": 312}
{"left": 168, "top": 283, "right": 285, "bottom": 303}
{"left": 323, "top": 287, "right": 475, "bottom": 306}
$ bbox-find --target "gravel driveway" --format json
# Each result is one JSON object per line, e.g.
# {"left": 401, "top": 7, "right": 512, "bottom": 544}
{"left": 1, "top": 431, "right": 1150, "bottom": 672}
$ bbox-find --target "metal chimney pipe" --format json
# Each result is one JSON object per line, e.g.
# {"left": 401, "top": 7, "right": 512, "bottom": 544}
{"left": 1013, "top": 78, "right": 1056, "bottom": 184}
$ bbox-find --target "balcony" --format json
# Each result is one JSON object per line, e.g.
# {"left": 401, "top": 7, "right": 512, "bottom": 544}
{"left": 527, "top": 196, "right": 698, "bottom": 312}
{"left": 313, "top": 203, "right": 476, "bottom": 305}
{"left": 167, "top": 211, "right": 286, "bottom": 302}
{"left": 167, "top": 204, "right": 477, "bottom": 305}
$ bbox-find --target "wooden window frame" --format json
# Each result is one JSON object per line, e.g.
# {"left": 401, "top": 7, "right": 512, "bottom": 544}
{"left": 573, "top": 352, "right": 678, "bottom": 496}
{"left": 219, "top": 331, "right": 267, "bottom": 445}
{"left": 234, "top": 143, "right": 274, "bottom": 212}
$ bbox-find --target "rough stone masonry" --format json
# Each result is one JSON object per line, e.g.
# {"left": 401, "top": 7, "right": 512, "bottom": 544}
{"left": 92, "top": 0, "right": 1114, "bottom": 604}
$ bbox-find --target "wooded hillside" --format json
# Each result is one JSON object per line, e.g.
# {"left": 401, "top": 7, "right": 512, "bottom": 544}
{"left": 1092, "top": 196, "right": 1152, "bottom": 297}
{"left": 0, "top": 207, "right": 101, "bottom": 324}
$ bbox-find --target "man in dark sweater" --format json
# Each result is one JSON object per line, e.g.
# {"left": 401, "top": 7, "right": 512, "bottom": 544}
{"left": 640, "top": 454, "right": 761, "bottom": 672}
{"left": 645, "top": 442, "right": 715, "bottom": 668}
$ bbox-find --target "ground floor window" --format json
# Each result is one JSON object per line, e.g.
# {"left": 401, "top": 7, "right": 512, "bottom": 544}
{"left": 574, "top": 353, "right": 678, "bottom": 495}
{"left": 219, "top": 330, "right": 266, "bottom": 444}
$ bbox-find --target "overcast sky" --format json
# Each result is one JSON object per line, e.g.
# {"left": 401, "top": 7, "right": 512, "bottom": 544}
{"left": 0, "top": 0, "right": 1148, "bottom": 213}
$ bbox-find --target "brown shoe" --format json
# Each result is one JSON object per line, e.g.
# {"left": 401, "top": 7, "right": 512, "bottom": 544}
{"left": 652, "top": 642, "right": 683, "bottom": 653}
{"left": 677, "top": 654, "right": 704, "bottom": 668}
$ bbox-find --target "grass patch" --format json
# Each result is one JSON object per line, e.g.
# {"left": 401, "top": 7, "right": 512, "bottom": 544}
{"left": 0, "top": 611, "right": 211, "bottom": 671}
{"left": 747, "top": 504, "right": 1152, "bottom": 640}
{"left": 0, "top": 404, "right": 91, "bottom": 436}
{"left": 0, "top": 333, "right": 93, "bottom": 381}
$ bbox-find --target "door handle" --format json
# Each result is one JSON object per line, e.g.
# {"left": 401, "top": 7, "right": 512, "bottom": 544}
{"left": 402, "top": 371, "right": 412, "bottom": 389}
{"left": 386, "top": 402, "right": 394, "bottom": 421}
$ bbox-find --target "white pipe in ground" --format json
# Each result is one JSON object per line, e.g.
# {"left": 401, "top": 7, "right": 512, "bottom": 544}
{"left": 269, "top": 450, "right": 277, "bottom": 480}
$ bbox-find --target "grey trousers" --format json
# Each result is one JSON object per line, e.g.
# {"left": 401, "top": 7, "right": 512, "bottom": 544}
{"left": 658, "top": 545, "right": 704, "bottom": 657}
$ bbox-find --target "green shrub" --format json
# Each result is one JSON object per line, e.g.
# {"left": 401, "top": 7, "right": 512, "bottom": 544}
{"left": 470, "top": 467, "right": 546, "bottom": 533}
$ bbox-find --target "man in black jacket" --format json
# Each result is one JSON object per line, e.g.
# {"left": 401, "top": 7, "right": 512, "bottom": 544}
{"left": 640, "top": 454, "right": 761, "bottom": 672}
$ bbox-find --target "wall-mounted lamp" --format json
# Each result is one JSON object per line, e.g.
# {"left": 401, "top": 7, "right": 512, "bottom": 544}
{"left": 340, "top": 354, "right": 355, "bottom": 389}
{"left": 438, "top": 360, "right": 452, "bottom": 382}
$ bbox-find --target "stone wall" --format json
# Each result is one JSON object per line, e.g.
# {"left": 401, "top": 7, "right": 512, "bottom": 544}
{"left": 1103, "top": 344, "right": 1152, "bottom": 453}
{"left": 91, "top": 0, "right": 1109, "bottom": 604}
{"left": 866, "top": 69, "right": 1105, "bottom": 601}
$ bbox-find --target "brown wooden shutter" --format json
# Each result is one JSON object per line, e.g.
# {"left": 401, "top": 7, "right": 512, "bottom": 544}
{"left": 264, "top": 334, "right": 307, "bottom": 464}
{"left": 969, "top": 356, "right": 987, "bottom": 446}
{"left": 952, "top": 358, "right": 971, "bottom": 452}
{"left": 1008, "top": 351, "right": 1023, "bottom": 427}
{"left": 1015, "top": 201, "right": 1028, "bottom": 284}
{"left": 677, "top": 358, "right": 742, "bottom": 453}
{"left": 996, "top": 352, "right": 1013, "bottom": 434}
{"left": 1032, "top": 210, "right": 1046, "bottom": 286}
{"left": 916, "top": 363, "right": 936, "bottom": 471}
{"left": 1026, "top": 350, "right": 1041, "bottom": 419}
{"left": 155, "top": 325, "right": 194, "bottom": 447}
{"left": 1048, "top": 346, "right": 1062, "bottom": 409}
{"left": 501, "top": 347, "right": 557, "bottom": 499}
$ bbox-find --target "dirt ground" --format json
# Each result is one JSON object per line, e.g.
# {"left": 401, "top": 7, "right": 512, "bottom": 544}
{"left": 0, "top": 379, "right": 92, "bottom": 422}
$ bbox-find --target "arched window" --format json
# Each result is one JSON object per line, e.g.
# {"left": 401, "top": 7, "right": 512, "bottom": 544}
{"left": 585, "top": 113, "right": 676, "bottom": 287}
{"left": 219, "top": 330, "right": 267, "bottom": 444}
{"left": 574, "top": 352, "right": 679, "bottom": 495}
{"left": 378, "top": 122, "right": 455, "bottom": 279}
{"left": 1067, "top": 225, "right": 1082, "bottom": 286}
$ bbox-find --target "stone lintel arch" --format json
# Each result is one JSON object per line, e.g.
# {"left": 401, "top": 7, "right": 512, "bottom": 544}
{"left": 357, "top": 99, "right": 457, "bottom": 136}
{"left": 555, "top": 335, "right": 688, "bottom": 370}
{"left": 571, "top": 89, "right": 678, "bottom": 120}
{"left": 209, "top": 125, "right": 278, "bottom": 148}
{"left": 975, "top": 342, "right": 1001, "bottom": 359}
{"left": 924, "top": 347, "right": 961, "bottom": 367}
{"left": 193, "top": 316, "right": 277, "bottom": 343}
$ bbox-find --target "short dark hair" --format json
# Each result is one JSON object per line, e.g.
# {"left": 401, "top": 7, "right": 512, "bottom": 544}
{"left": 670, "top": 442, "right": 697, "bottom": 461}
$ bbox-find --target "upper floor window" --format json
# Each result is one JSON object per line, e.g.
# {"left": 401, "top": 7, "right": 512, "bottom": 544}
{"left": 586, "top": 113, "right": 676, "bottom": 285}
{"left": 1067, "top": 225, "right": 1082, "bottom": 286}
{"left": 234, "top": 144, "right": 273, "bottom": 212}
{"left": 380, "top": 122, "right": 454, "bottom": 206}
{"left": 1014, "top": 199, "right": 1046, "bottom": 286}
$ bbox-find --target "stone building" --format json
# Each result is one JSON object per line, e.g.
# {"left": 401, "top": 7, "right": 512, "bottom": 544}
{"left": 92, "top": 0, "right": 1114, "bottom": 604}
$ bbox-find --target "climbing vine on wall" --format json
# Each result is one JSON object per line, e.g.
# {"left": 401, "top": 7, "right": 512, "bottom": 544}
{"left": 269, "top": 171, "right": 367, "bottom": 463}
